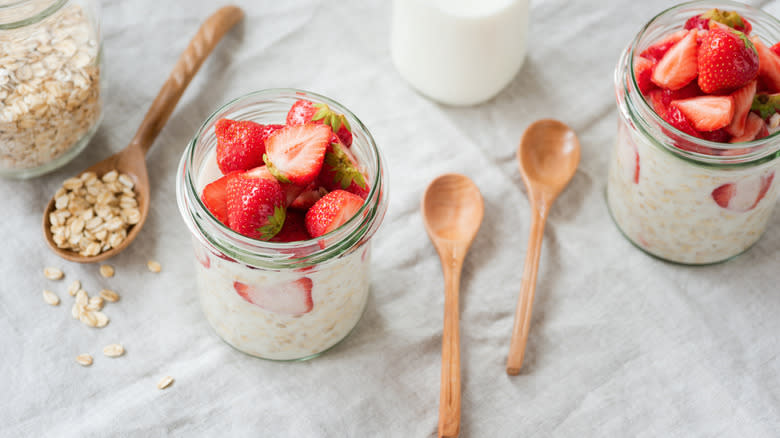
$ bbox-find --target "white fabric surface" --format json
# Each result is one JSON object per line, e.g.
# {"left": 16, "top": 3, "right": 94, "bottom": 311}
{"left": 2, "top": 0, "right": 780, "bottom": 436}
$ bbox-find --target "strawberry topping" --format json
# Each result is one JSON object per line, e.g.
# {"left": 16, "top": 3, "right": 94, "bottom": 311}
{"left": 651, "top": 29, "right": 699, "bottom": 90}
{"left": 305, "top": 190, "right": 364, "bottom": 238}
{"left": 264, "top": 123, "right": 331, "bottom": 186}
{"left": 215, "top": 119, "right": 282, "bottom": 174}
{"left": 225, "top": 168, "right": 286, "bottom": 240}
{"left": 697, "top": 27, "right": 758, "bottom": 94}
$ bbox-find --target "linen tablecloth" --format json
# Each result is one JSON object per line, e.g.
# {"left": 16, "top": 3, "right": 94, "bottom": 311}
{"left": 2, "top": 0, "right": 779, "bottom": 436}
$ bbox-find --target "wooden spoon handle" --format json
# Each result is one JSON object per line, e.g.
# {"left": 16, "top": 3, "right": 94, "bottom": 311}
{"left": 439, "top": 256, "right": 462, "bottom": 438}
{"left": 129, "top": 6, "right": 244, "bottom": 155}
{"left": 506, "top": 204, "right": 547, "bottom": 375}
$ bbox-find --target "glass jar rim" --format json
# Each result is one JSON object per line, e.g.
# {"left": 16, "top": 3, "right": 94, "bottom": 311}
{"left": 177, "top": 88, "right": 388, "bottom": 270}
{"left": 0, "top": 0, "right": 67, "bottom": 29}
{"left": 625, "top": 0, "right": 780, "bottom": 166}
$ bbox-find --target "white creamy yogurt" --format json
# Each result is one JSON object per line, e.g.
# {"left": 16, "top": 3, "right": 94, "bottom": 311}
{"left": 607, "top": 119, "right": 780, "bottom": 264}
{"left": 390, "top": 0, "right": 529, "bottom": 106}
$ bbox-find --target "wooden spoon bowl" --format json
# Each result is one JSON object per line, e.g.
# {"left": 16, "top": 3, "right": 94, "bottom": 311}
{"left": 42, "top": 6, "right": 244, "bottom": 263}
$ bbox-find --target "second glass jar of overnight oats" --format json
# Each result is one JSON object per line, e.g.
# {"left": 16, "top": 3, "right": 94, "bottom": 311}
{"left": 176, "top": 89, "right": 388, "bottom": 361}
{"left": 608, "top": 0, "right": 780, "bottom": 265}
{"left": 0, "top": 0, "right": 103, "bottom": 179}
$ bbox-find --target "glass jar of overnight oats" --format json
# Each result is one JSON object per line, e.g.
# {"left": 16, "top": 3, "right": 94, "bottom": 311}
{"left": 176, "top": 89, "right": 388, "bottom": 361}
{"left": 0, "top": 0, "right": 103, "bottom": 179}
{"left": 608, "top": 1, "right": 780, "bottom": 265}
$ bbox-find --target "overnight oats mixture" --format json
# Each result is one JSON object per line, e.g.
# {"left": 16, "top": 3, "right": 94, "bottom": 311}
{"left": 608, "top": 5, "right": 780, "bottom": 264}
{"left": 0, "top": 2, "right": 101, "bottom": 172}
{"left": 184, "top": 96, "right": 378, "bottom": 360}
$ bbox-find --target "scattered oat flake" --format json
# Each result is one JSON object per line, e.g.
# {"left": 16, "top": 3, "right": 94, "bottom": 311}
{"left": 103, "top": 344, "right": 124, "bottom": 357}
{"left": 75, "top": 354, "right": 93, "bottom": 366}
{"left": 42, "top": 289, "right": 60, "bottom": 306}
{"left": 71, "top": 303, "right": 80, "bottom": 319}
{"left": 43, "top": 267, "right": 64, "bottom": 280}
{"left": 94, "top": 311, "right": 109, "bottom": 328}
{"left": 67, "top": 280, "right": 81, "bottom": 296}
{"left": 99, "top": 264, "right": 114, "bottom": 278}
{"left": 157, "top": 376, "right": 174, "bottom": 390}
{"left": 75, "top": 289, "right": 88, "bottom": 306}
{"left": 147, "top": 260, "right": 161, "bottom": 273}
{"left": 99, "top": 289, "right": 119, "bottom": 302}
{"left": 80, "top": 311, "right": 97, "bottom": 327}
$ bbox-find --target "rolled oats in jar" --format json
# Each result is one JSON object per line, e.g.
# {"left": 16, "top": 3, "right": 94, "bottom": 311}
{"left": 0, "top": 0, "right": 102, "bottom": 179}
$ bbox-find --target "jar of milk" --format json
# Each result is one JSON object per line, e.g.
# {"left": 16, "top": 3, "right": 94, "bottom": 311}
{"left": 390, "top": 0, "right": 529, "bottom": 106}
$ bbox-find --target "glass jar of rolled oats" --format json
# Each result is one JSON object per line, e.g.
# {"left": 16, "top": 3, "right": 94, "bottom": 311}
{"left": 0, "top": 0, "right": 102, "bottom": 179}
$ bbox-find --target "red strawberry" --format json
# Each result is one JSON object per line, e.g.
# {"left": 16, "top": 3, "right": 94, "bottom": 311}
{"left": 726, "top": 80, "right": 757, "bottom": 136}
{"left": 201, "top": 172, "right": 238, "bottom": 225}
{"left": 752, "top": 38, "right": 780, "bottom": 93}
{"left": 270, "top": 210, "right": 311, "bottom": 243}
{"left": 684, "top": 8, "right": 752, "bottom": 34}
{"left": 263, "top": 124, "right": 331, "bottom": 186}
{"left": 771, "top": 42, "right": 780, "bottom": 57}
{"left": 215, "top": 119, "right": 282, "bottom": 174}
{"left": 730, "top": 112, "right": 766, "bottom": 143}
{"left": 243, "top": 165, "right": 306, "bottom": 207}
{"left": 290, "top": 182, "right": 328, "bottom": 210}
{"left": 226, "top": 169, "right": 286, "bottom": 240}
{"left": 233, "top": 278, "right": 313, "bottom": 315}
{"left": 697, "top": 27, "right": 758, "bottom": 94}
{"left": 712, "top": 172, "right": 774, "bottom": 211}
{"left": 319, "top": 141, "right": 369, "bottom": 198}
{"left": 665, "top": 105, "right": 701, "bottom": 137}
{"left": 634, "top": 57, "right": 656, "bottom": 95}
{"left": 287, "top": 99, "right": 353, "bottom": 147}
{"left": 640, "top": 30, "right": 687, "bottom": 63}
{"left": 652, "top": 30, "right": 698, "bottom": 90}
{"left": 305, "top": 190, "right": 364, "bottom": 238}
{"left": 671, "top": 96, "right": 734, "bottom": 131}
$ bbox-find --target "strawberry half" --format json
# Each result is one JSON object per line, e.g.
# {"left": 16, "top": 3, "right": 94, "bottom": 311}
{"left": 233, "top": 278, "right": 313, "bottom": 315}
{"left": 640, "top": 29, "right": 687, "bottom": 63}
{"left": 684, "top": 8, "right": 752, "bottom": 34}
{"left": 226, "top": 168, "right": 286, "bottom": 240}
{"left": 698, "top": 27, "right": 758, "bottom": 94}
{"left": 712, "top": 172, "right": 774, "bottom": 211}
{"left": 651, "top": 29, "right": 698, "bottom": 90}
{"left": 319, "top": 140, "right": 369, "bottom": 199}
{"left": 201, "top": 172, "right": 238, "bottom": 225}
{"left": 726, "top": 80, "right": 757, "bottom": 137}
{"left": 305, "top": 189, "right": 364, "bottom": 238}
{"left": 752, "top": 37, "right": 780, "bottom": 93}
{"left": 270, "top": 209, "right": 311, "bottom": 243}
{"left": 671, "top": 96, "right": 734, "bottom": 132}
{"left": 287, "top": 99, "right": 353, "bottom": 147}
{"left": 263, "top": 124, "right": 331, "bottom": 187}
{"left": 215, "top": 119, "right": 283, "bottom": 174}
{"left": 290, "top": 182, "right": 328, "bottom": 210}
{"left": 634, "top": 57, "right": 656, "bottom": 95}
{"left": 730, "top": 112, "right": 767, "bottom": 143}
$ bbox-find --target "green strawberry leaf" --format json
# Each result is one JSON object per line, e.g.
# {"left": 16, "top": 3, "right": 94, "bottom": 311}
{"left": 257, "top": 206, "right": 286, "bottom": 240}
{"left": 324, "top": 144, "right": 366, "bottom": 190}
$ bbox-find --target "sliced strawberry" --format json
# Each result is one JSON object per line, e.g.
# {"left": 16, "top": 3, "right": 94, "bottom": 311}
{"left": 640, "top": 30, "right": 687, "bottom": 63}
{"left": 287, "top": 99, "right": 353, "bottom": 146}
{"left": 634, "top": 57, "right": 656, "bottom": 95}
{"left": 698, "top": 27, "right": 758, "bottom": 94}
{"left": 730, "top": 112, "right": 766, "bottom": 142}
{"left": 750, "top": 37, "right": 780, "bottom": 92}
{"left": 290, "top": 182, "right": 328, "bottom": 210}
{"left": 319, "top": 141, "right": 369, "bottom": 199}
{"left": 305, "top": 190, "right": 364, "bottom": 238}
{"left": 201, "top": 172, "right": 238, "bottom": 225}
{"left": 671, "top": 96, "right": 734, "bottom": 131}
{"left": 726, "top": 80, "right": 757, "bottom": 136}
{"left": 226, "top": 170, "right": 286, "bottom": 240}
{"left": 270, "top": 210, "right": 311, "bottom": 243}
{"left": 699, "top": 128, "right": 731, "bottom": 143}
{"left": 771, "top": 42, "right": 780, "bottom": 57}
{"left": 712, "top": 171, "right": 775, "bottom": 211}
{"left": 263, "top": 124, "right": 330, "bottom": 186}
{"left": 665, "top": 105, "right": 701, "bottom": 137}
{"left": 215, "top": 119, "right": 283, "bottom": 174}
{"left": 233, "top": 278, "right": 313, "bottom": 315}
{"left": 652, "top": 30, "right": 699, "bottom": 90}
{"left": 685, "top": 8, "right": 752, "bottom": 34}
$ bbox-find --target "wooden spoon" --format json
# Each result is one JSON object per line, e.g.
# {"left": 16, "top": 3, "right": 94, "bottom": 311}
{"left": 42, "top": 6, "right": 244, "bottom": 263}
{"left": 422, "top": 174, "right": 484, "bottom": 438}
{"left": 506, "top": 119, "right": 580, "bottom": 375}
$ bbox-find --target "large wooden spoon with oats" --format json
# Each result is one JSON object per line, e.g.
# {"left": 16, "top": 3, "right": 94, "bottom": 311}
{"left": 42, "top": 5, "right": 244, "bottom": 263}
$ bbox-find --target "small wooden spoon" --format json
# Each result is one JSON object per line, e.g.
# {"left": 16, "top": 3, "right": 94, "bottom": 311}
{"left": 506, "top": 119, "right": 580, "bottom": 376}
{"left": 42, "top": 6, "right": 244, "bottom": 263}
{"left": 422, "top": 174, "right": 484, "bottom": 438}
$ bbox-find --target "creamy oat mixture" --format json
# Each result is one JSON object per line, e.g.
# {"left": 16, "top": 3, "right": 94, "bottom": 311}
{"left": 194, "top": 240, "right": 371, "bottom": 360}
{"left": 0, "top": 3, "right": 101, "bottom": 171}
{"left": 607, "top": 119, "right": 780, "bottom": 264}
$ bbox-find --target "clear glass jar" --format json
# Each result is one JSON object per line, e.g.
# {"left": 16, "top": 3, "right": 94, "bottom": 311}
{"left": 608, "top": 1, "right": 780, "bottom": 265}
{"left": 176, "top": 89, "right": 388, "bottom": 361}
{"left": 0, "top": 0, "right": 103, "bottom": 179}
